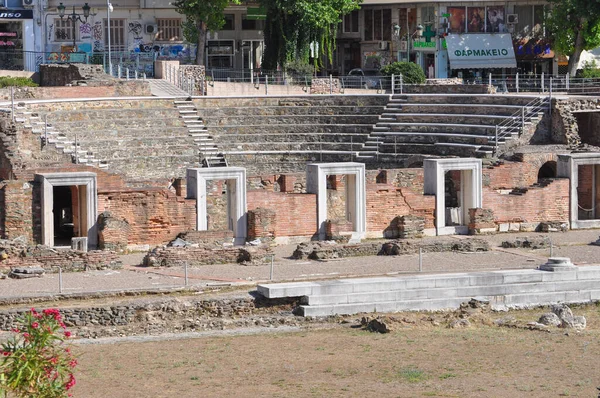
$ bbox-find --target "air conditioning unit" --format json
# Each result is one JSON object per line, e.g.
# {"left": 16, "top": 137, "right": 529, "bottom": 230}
{"left": 22, "top": 0, "right": 34, "bottom": 7}
{"left": 145, "top": 24, "right": 158, "bottom": 35}
{"left": 506, "top": 14, "right": 518, "bottom": 24}
{"left": 378, "top": 41, "right": 388, "bottom": 50}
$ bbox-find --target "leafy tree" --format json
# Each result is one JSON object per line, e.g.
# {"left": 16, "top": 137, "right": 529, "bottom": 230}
{"left": 547, "top": 0, "right": 600, "bottom": 76}
{"left": 380, "top": 62, "right": 426, "bottom": 84}
{"left": 174, "top": 0, "right": 240, "bottom": 65}
{"left": 260, "top": 0, "right": 361, "bottom": 71}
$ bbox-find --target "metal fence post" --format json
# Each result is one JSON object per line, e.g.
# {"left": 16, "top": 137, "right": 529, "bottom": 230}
{"left": 74, "top": 133, "right": 78, "bottom": 164}
{"left": 488, "top": 73, "right": 492, "bottom": 86}
{"left": 418, "top": 247, "right": 423, "bottom": 272}
{"left": 329, "top": 74, "right": 333, "bottom": 94}
{"left": 265, "top": 75, "right": 269, "bottom": 95}
{"left": 400, "top": 73, "right": 403, "bottom": 94}
{"left": 184, "top": 263, "right": 188, "bottom": 286}
{"left": 10, "top": 86, "right": 14, "bottom": 122}
{"left": 495, "top": 125, "right": 498, "bottom": 146}
{"left": 541, "top": 72, "right": 545, "bottom": 93}
{"left": 126, "top": 68, "right": 130, "bottom": 80}
{"left": 58, "top": 266, "right": 63, "bottom": 294}
{"left": 391, "top": 74, "right": 395, "bottom": 95}
{"left": 269, "top": 255, "right": 274, "bottom": 280}
{"left": 521, "top": 106, "right": 525, "bottom": 130}
{"left": 566, "top": 73, "right": 570, "bottom": 91}
{"left": 516, "top": 72, "right": 519, "bottom": 93}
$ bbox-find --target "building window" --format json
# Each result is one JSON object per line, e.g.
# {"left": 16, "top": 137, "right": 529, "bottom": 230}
{"left": 156, "top": 18, "right": 181, "bottom": 41}
{"left": 364, "top": 9, "right": 391, "bottom": 41}
{"left": 343, "top": 10, "right": 359, "bottom": 33}
{"left": 222, "top": 14, "right": 234, "bottom": 30}
{"left": 54, "top": 18, "right": 75, "bottom": 42}
{"left": 104, "top": 19, "right": 126, "bottom": 52}
{"left": 207, "top": 40, "right": 234, "bottom": 68}
{"left": 242, "top": 15, "right": 265, "bottom": 31}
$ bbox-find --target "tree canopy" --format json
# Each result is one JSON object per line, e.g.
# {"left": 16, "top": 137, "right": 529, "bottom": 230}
{"left": 260, "top": 0, "right": 362, "bottom": 71}
{"left": 547, "top": 0, "right": 600, "bottom": 75}
{"left": 174, "top": 0, "right": 240, "bottom": 65}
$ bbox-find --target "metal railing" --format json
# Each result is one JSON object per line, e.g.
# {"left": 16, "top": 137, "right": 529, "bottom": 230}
{"left": 164, "top": 63, "right": 196, "bottom": 96}
{"left": 492, "top": 95, "right": 550, "bottom": 152}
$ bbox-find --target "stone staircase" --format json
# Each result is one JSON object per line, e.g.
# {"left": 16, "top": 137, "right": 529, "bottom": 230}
{"left": 357, "top": 94, "right": 549, "bottom": 161}
{"left": 14, "top": 100, "right": 202, "bottom": 181}
{"left": 174, "top": 99, "right": 227, "bottom": 167}
{"left": 257, "top": 264, "right": 600, "bottom": 317}
{"left": 14, "top": 106, "right": 106, "bottom": 168}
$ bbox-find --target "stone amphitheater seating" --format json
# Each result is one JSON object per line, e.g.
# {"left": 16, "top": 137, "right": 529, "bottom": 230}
{"left": 15, "top": 99, "right": 204, "bottom": 181}
{"left": 192, "top": 96, "right": 388, "bottom": 174}
{"left": 13, "top": 94, "right": 549, "bottom": 178}
{"left": 359, "top": 94, "right": 548, "bottom": 160}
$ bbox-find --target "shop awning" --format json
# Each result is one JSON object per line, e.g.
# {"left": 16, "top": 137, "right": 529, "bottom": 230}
{"left": 446, "top": 34, "right": 517, "bottom": 69}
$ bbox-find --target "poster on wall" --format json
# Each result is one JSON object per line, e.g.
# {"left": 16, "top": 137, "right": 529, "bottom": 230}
{"left": 448, "top": 7, "right": 466, "bottom": 34}
{"left": 467, "top": 7, "right": 485, "bottom": 33}
{"left": 486, "top": 6, "right": 505, "bottom": 32}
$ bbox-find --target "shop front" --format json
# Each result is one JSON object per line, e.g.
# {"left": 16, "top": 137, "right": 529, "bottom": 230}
{"left": 445, "top": 33, "right": 516, "bottom": 80}
{"left": 0, "top": 9, "right": 35, "bottom": 71}
{"left": 513, "top": 37, "right": 557, "bottom": 76}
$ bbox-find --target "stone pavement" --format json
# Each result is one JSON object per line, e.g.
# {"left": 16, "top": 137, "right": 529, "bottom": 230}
{"left": 146, "top": 79, "right": 190, "bottom": 97}
{"left": 1, "top": 229, "right": 600, "bottom": 301}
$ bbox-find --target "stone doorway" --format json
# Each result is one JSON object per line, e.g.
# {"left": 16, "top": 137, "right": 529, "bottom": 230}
{"left": 35, "top": 172, "right": 98, "bottom": 249}
{"left": 306, "top": 162, "right": 366, "bottom": 241}
{"left": 424, "top": 158, "right": 482, "bottom": 235}
{"left": 186, "top": 167, "right": 247, "bottom": 245}
{"left": 558, "top": 153, "right": 600, "bottom": 229}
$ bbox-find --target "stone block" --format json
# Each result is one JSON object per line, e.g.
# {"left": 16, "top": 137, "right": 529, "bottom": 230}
{"left": 498, "top": 223, "right": 509, "bottom": 232}
{"left": 508, "top": 223, "right": 521, "bottom": 231}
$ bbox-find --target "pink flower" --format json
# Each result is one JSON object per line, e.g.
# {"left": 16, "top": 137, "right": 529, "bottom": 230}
{"left": 31, "top": 322, "right": 39, "bottom": 329}
{"left": 64, "top": 331, "right": 71, "bottom": 338}
{"left": 65, "top": 374, "right": 76, "bottom": 390}
{"left": 69, "top": 359, "right": 78, "bottom": 368}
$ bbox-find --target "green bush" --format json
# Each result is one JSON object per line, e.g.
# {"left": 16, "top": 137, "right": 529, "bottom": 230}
{"left": 579, "top": 60, "right": 600, "bottom": 78}
{"left": 284, "top": 59, "right": 315, "bottom": 77}
{"left": 379, "top": 62, "right": 426, "bottom": 84}
{"left": 0, "top": 76, "right": 38, "bottom": 88}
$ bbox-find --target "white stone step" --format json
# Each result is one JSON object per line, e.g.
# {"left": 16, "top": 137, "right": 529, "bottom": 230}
{"left": 259, "top": 266, "right": 600, "bottom": 317}
{"left": 178, "top": 110, "right": 197, "bottom": 114}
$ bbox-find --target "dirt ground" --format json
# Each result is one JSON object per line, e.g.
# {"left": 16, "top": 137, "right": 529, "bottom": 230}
{"left": 71, "top": 303, "right": 600, "bottom": 398}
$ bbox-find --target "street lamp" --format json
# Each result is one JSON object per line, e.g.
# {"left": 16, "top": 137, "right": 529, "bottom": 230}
{"left": 57, "top": 2, "right": 90, "bottom": 52}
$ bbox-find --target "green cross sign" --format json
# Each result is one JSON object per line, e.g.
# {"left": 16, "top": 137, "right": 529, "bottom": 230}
{"left": 422, "top": 25, "right": 436, "bottom": 42}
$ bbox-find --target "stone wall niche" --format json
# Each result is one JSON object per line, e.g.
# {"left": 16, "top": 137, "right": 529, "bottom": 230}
{"left": 186, "top": 167, "right": 247, "bottom": 245}
{"left": 306, "top": 162, "right": 366, "bottom": 241}
{"left": 557, "top": 152, "right": 600, "bottom": 229}
{"left": 424, "top": 158, "right": 482, "bottom": 236}
{"left": 35, "top": 172, "right": 98, "bottom": 249}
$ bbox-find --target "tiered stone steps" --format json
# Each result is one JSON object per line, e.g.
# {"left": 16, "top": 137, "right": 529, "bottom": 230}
{"left": 358, "top": 94, "right": 548, "bottom": 160}
{"left": 15, "top": 100, "right": 201, "bottom": 180}
{"left": 174, "top": 99, "right": 227, "bottom": 167}
{"left": 257, "top": 265, "right": 600, "bottom": 317}
{"left": 194, "top": 97, "right": 387, "bottom": 173}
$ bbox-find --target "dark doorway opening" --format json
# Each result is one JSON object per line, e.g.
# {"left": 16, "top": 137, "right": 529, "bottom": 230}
{"left": 53, "top": 186, "right": 74, "bottom": 246}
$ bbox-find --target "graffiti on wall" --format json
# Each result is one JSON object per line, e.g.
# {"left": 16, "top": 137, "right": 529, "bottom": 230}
{"left": 92, "top": 22, "right": 102, "bottom": 41}
{"left": 128, "top": 21, "right": 142, "bottom": 39}
{"left": 79, "top": 22, "right": 91, "bottom": 40}
{"left": 47, "top": 23, "right": 53, "bottom": 43}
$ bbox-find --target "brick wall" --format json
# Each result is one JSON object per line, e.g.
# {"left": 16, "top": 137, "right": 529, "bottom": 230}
{"left": 98, "top": 189, "right": 196, "bottom": 246}
{"left": 247, "top": 191, "right": 317, "bottom": 237}
{"left": 482, "top": 179, "right": 569, "bottom": 223}
{"left": 486, "top": 154, "right": 557, "bottom": 189}
{"left": 0, "top": 180, "right": 33, "bottom": 242}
